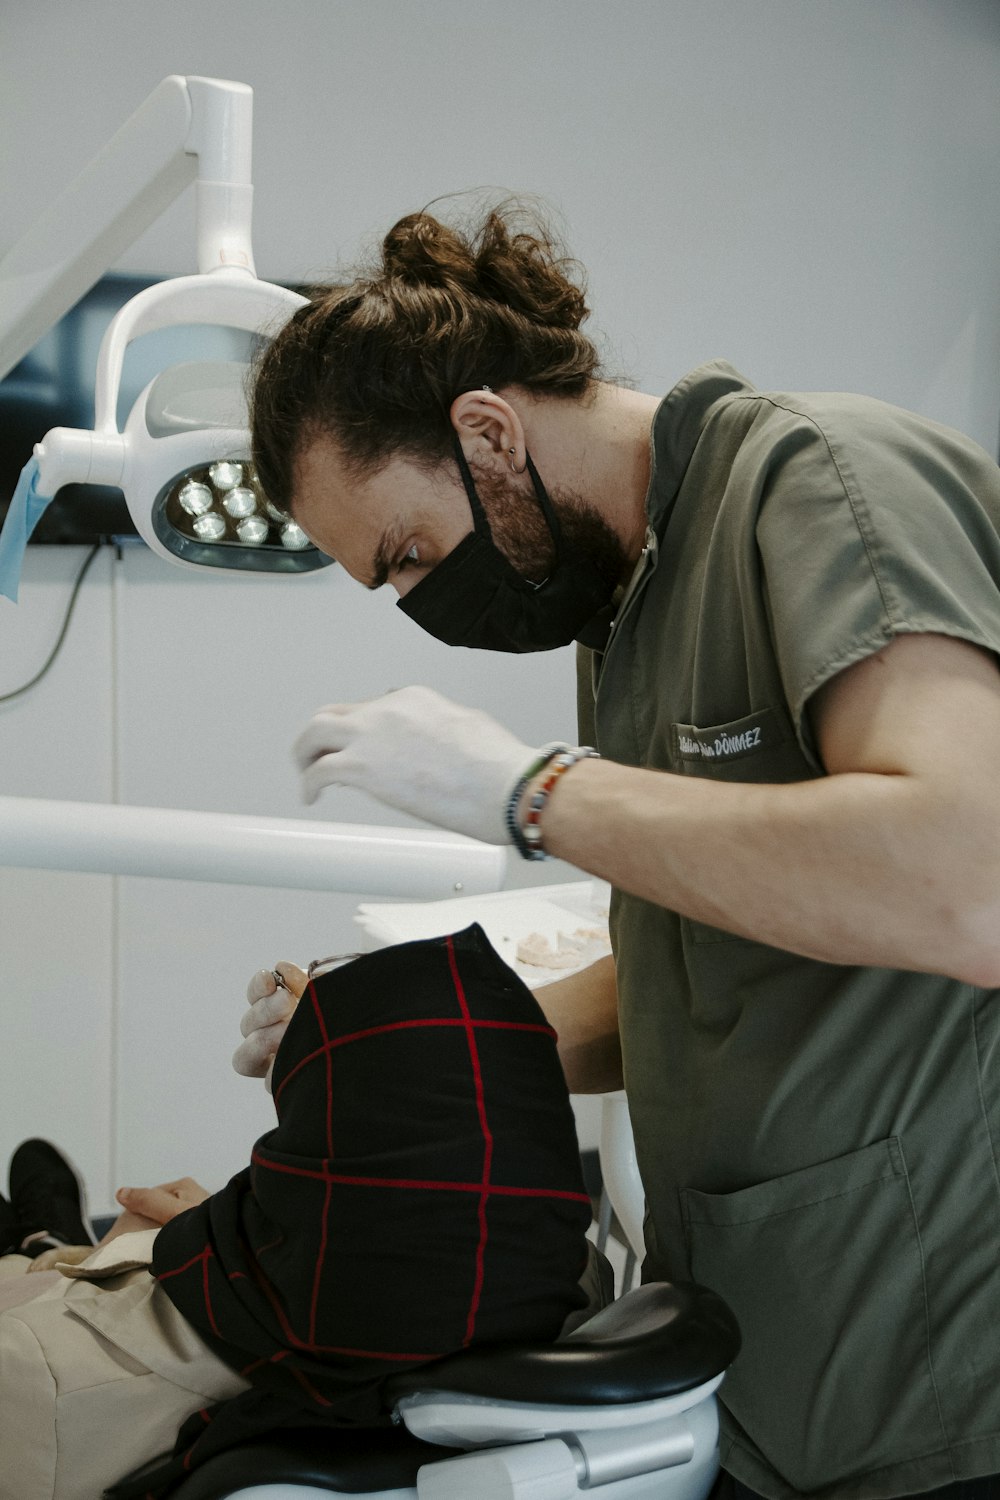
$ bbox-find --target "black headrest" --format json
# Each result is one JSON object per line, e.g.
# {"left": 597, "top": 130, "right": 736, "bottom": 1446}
{"left": 387, "top": 1281, "right": 741, "bottom": 1407}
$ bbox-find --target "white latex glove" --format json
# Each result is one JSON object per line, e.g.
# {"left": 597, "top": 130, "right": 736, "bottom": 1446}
{"left": 293, "top": 685, "right": 546, "bottom": 845}
{"left": 232, "top": 961, "right": 308, "bottom": 1092}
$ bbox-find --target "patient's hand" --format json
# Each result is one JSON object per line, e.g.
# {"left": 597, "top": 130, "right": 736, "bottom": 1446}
{"left": 113, "top": 1177, "right": 210, "bottom": 1227}
{"left": 233, "top": 961, "right": 308, "bottom": 1092}
{"left": 27, "top": 1244, "right": 94, "bottom": 1272}
{"left": 27, "top": 1178, "right": 212, "bottom": 1267}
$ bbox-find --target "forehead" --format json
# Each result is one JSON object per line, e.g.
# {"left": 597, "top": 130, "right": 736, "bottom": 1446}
{"left": 292, "top": 435, "right": 455, "bottom": 585}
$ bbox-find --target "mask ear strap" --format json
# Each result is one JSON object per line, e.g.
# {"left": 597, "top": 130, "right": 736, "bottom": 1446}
{"left": 453, "top": 433, "right": 567, "bottom": 562}
{"left": 524, "top": 452, "right": 565, "bottom": 561}
{"left": 451, "top": 434, "right": 493, "bottom": 537}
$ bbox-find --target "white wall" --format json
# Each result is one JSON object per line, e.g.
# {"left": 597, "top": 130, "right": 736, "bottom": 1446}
{"left": 1, "top": 0, "right": 998, "bottom": 1213}
{"left": 0, "top": 549, "right": 116, "bottom": 1210}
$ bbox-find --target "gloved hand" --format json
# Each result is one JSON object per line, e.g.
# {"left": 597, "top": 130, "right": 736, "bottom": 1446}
{"left": 232, "top": 961, "right": 308, "bottom": 1092}
{"left": 293, "top": 685, "right": 548, "bottom": 845}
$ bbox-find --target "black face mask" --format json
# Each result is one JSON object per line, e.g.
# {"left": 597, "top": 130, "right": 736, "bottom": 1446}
{"left": 397, "top": 437, "right": 616, "bottom": 652}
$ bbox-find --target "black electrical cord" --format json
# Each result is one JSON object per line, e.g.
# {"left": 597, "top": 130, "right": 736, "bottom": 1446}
{"left": 0, "top": 542, "right": 103, "bottom": 704}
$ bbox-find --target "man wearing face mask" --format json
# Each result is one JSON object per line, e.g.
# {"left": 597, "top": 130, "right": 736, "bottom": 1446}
{"left": 238, "top": 201, "right": 1000, "bottom": 1500}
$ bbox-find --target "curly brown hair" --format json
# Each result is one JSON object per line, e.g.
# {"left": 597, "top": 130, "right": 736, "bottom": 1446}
{"left": 250, "top": 200, "right": 601, "bottom": 512}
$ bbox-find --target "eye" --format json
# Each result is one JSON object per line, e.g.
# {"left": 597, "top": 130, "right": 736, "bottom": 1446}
{"left": 397, "top": 543, "right": 421, "bottom": 569}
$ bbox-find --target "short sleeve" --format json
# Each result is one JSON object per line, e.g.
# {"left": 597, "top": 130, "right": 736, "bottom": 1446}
{"left": 753, "top": 395, "right": 1000, "bottom": 763}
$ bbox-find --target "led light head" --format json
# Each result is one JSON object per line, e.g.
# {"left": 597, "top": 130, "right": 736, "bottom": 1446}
{"left": 178, "top": 480, "right": 213, "bottom": 517}
{"left": 236, "top": 514, "right": 269, "bottom": 544}
{"left": 209, "top": 461, "right": 242, "bottom": 490}
{"left": 222, "top": 486, "right": 257, "bottom": 518}
{"left": 127, "top": 361, "right": 333, "bottom": 575}
{"left": 281, "top": 521, "right": 310, "bottom": 550}
{"left": 193, "top": 511, "right": 227, "bottom": 541}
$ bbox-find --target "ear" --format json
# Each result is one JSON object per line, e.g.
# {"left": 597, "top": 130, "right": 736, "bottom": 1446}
{"left": 450, "top": 389, "right": 526, "bottom": 473}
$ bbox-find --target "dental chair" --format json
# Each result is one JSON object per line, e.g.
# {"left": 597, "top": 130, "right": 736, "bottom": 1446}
{"left": 163, "top": 1279, "right": 740, "bottom": 1500}
{"left": 153, "top": 987, "right": 742, "bottom": 1500}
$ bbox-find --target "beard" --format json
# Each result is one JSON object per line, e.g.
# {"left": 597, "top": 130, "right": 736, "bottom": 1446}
{"left": 470, "top": 463, "right": 632, "bottom": 592}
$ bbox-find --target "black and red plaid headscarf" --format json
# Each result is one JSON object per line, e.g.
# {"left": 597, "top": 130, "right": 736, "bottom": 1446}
{"left": 108, "top": 925, "right": 591, "bottom": 1497}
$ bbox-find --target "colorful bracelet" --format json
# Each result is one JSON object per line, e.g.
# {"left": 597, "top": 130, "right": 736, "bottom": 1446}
{"left": 514, "top": 745, "right": 599, "bottom": 861}
{"left": 505, "top": 744, "right": 569, "bottom": 860}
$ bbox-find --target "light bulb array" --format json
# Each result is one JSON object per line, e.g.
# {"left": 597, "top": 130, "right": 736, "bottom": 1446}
{"left": 166, "top": 460, "right": 312, "bottom": 553}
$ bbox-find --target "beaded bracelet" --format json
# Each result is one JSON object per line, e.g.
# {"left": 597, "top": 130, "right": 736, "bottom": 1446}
{"left": 505, "top": 744, "right": 569, "bottom": 860}
{"left": 514, "top": 745, "right": 599, "bottom": 861}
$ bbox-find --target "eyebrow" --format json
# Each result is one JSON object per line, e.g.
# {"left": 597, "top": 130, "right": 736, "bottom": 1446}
{"left": 365, "top": 519, "right": 408, "bottom": 591}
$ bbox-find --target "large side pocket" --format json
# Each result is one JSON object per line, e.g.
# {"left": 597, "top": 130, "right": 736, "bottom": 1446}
{"left": 683, "top": 1137, "right": 944, "bottom": 1491}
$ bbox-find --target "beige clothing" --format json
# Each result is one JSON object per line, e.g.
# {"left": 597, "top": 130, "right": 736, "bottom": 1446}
{"left": 0, "top": 1253, "right": 32, "bottom": 1278}
{"left": 0, "top": 1232, "right": 248, "bottom": 1500}
{"left": 0, "top": 1231, "right": 612, "bottom": 1500}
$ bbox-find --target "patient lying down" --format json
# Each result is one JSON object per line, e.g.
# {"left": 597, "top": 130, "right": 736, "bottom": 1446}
{"left": 0, "top": 926, "right": 596, "bottom": 1500}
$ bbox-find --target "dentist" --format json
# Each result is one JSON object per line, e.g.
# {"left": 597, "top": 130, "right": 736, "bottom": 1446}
{"left": 236, "top": 201, "right": 1000, "bottom": 1500}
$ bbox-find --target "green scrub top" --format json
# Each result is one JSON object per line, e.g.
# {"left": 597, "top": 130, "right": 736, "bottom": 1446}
{"left": 579, "top": 362, "right": 1000, "bottom": 1498}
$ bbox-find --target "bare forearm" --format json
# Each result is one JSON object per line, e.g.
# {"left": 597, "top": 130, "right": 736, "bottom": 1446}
{"left": 534, "top": 954, "right": 623, "bottom": 1093}
{"left": 538, "top": 758, "right": 1000, "bottom": 984}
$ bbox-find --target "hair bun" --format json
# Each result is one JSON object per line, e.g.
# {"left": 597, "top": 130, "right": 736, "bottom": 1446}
{"left": 382, "top": 213, "right": 477, "bottom": 290}
{"left": 473, "top": 208, "right": 589, "bottom": 332}
{"left": 381, "top": 205, "right": 589, "bottom": 332}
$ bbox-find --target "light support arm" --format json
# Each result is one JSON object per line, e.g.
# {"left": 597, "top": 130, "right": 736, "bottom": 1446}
{"left": 0, "top": 73, "right": 322, "bottom": 581}
{"left": 0, "top": 74, "right": 255, "bottom": 384}
{"left": 0, "top": 797, "right": 507, "bottom": 900}
{"left": 30, "top": 270, "right": 306, "bottom": 500}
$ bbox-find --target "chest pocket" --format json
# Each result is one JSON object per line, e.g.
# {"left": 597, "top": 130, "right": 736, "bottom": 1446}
{"left": 671, "top": 705, "right": 805, "bottom": 783}
{"left": 671, "top": 705, "right": 812, "bottom": 944}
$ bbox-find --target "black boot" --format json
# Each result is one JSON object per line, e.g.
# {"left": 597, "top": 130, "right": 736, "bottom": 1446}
{"left": 0, "top": 1188, "right": 26, "bottom": 1256}
{"left": 8, "top": 1139, "right": 96, "bottom": 1250}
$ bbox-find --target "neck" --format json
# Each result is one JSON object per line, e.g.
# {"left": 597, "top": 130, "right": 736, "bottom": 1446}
{"left": 511, "top": 381, "right": 661, "bottom": 565}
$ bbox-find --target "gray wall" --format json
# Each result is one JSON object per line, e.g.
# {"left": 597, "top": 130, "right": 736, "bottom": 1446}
{"left": 1, "top": 0, "right": 998, "bottom": 1210}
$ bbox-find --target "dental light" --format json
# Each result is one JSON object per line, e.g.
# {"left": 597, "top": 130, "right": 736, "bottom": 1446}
{"left": 0, "top": 75, "right": 331, "bottom": 577}
{"left": 0, "top": 76, "right": 510, "bottom": 904}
